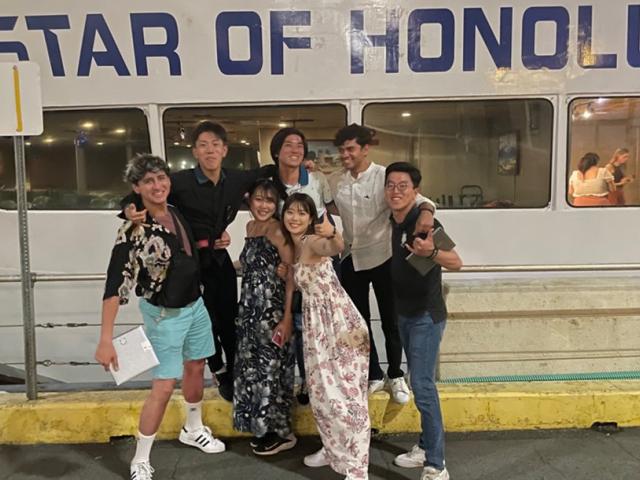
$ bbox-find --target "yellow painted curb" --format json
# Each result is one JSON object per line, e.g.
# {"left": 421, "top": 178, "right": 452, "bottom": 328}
{"left": 1, "top": 381, "right": 640, "bottom": 444}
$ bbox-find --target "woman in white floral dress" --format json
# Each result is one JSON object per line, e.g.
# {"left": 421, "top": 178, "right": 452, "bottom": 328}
{"left": 281, "top": 192, "right": 370, "bottom": 480}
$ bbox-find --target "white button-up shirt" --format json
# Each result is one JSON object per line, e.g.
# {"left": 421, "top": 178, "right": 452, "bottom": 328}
{"left": 330, "top": 162, "right": 435, "bottom": 272}
{"left": 282, "top": 171, "right": 333, "bottom": 217}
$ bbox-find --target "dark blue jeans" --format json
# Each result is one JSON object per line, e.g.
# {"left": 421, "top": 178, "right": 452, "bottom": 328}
{"left": 397, "top": 311, "right": 446, "bottom": 470}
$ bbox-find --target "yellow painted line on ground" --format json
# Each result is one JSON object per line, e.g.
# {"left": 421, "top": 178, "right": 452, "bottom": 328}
{"left": 12, "top": 65, "right": 23, "bottom": 133}
{"left": 1, "top": 381, "right": 640, "bottom": 444}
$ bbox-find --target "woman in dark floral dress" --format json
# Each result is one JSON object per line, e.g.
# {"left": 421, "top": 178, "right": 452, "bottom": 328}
{"left": 233, "top": 179, "right": 297, "bottom": 456}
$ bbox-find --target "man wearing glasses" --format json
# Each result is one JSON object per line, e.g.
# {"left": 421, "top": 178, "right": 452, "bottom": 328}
{"left": 384, "top": 161, "right": 462, "bottom": 480}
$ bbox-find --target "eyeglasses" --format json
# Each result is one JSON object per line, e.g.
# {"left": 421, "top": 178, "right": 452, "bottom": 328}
{"left": 385, "top": 182, "right": 412, "bottom": 192}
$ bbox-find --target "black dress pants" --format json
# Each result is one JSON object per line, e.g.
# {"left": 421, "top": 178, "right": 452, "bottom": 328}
{"left": 340, "top": 256, "right": 404, "bottom": 381}
{"left": 200, "top": 252, "right": 238, "bottom": 377}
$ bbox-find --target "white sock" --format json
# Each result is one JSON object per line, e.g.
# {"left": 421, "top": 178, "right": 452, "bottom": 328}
{"left": 184, "top": 400, "right": 203, "bottom": 431}
{"left": 131, "top": 431, "right": 156, "bottom": 465}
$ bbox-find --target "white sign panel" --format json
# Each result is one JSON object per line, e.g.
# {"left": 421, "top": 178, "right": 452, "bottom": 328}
{"left": 0, "top": 61, "right": 43, "bottom": 136}
{"left": 0, "top": 1, "right": 634, "bottom": 107}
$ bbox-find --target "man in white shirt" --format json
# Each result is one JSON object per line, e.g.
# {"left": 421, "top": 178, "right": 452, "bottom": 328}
{"left": 270, "top": 127, "right": 335, "bottom": 404}
{"left": 270, "top": 127, "right": 334, "bottom": 216}
{"left": 330, "top": 124, "right": 436, "bottom": 404}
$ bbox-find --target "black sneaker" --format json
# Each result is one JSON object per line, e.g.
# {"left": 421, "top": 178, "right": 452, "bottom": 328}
{"left": 296, "top": 382, "right": 309, "bottom": 405}
{"left": 252, "top": 433, "right": 297, "bottom": 456}
{"left": 250, "top": 436, "right": 263, "bottom": 448}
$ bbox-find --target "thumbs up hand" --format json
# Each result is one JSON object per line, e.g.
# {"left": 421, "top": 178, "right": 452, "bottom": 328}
{"left": 314, "top": 213, "right": 336, "bottom": 238}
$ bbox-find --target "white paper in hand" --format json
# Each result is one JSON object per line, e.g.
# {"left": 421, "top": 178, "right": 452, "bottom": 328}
{"left": 110, "top": 326, "right": 159, "bottom": 385}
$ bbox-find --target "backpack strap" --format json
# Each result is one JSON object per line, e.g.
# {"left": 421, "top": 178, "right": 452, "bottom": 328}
{"left": 168, "top": 208, "right": 186, "bottom": 250}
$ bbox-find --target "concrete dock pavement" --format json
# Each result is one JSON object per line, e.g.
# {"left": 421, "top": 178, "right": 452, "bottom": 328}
{"left": 2, "top": 380, "right": 640, "bottom": 478}
{"left": 1, "top": 429, "right": 640, "bottom": 479}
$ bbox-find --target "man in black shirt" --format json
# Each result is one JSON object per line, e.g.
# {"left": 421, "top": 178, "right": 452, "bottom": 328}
{"left": 126, "top": 122, "right": 276, "bottom": 401}
{"left": 384, "top": 162, "right": 462, "bottom": 480}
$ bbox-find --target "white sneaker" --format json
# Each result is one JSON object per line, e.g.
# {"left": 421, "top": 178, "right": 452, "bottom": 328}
{"left": 130, "top": 461, "right": 154, "bottom": 480}
{"left": 394, "top": 444, "right": 426, "bottom": 468}
{"left": 389, "top": 377, "right": 411, "bottom": 404}
{"left": 179, "top": 426, "right": 226, "bottom": 453}
{"left": 304, "top": 447, "right": 330, "bottom": 467}
{"left": 421, "top": 466, "right": 449, "bottom": 480}
{"left": 368, "top": 379, "right": 385, "bottom": 395}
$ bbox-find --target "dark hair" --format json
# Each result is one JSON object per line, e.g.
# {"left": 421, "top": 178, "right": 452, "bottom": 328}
{"left": 247, "top": 178, "right": 280, "bottom": 217}
{"left": 385, "top": 162, "right": 422, "bottom": 188}
{"left": 191, "top": 121, "right": 228, "bottom": 145}
{"left": 124, "top": 154, "right": 170, "bottom": 184}
{"left": 578, "top": 152, "right": 599, "bottom": 173}
{"left": 334, "top": 123, "right": 375, "bottom": 147}
{"left": 269, "top": 127, "right": 308, "bottom": 162}
{"left": 280, "top": 193, "right": 317, "bottom": 245}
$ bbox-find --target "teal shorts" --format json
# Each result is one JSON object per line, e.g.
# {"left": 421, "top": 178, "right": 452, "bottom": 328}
{"left": 139, "top": 297, "right": 215, "bottom": 380}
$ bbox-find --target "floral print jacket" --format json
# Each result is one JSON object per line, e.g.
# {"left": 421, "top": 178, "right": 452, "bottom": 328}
{"left": 103, "top": 207, "right": 197, "bottom": 306}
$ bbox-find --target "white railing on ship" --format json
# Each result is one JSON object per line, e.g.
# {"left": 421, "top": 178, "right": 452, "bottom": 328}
{"left": 3, "top": 263, "right": 640, "bottom": 285}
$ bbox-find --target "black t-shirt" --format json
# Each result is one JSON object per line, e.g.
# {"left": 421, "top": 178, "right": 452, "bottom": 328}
{"left": 121, "top": 164, "right": 277, "bottom": 268}
{"left": 169, "top": 165, "right": 278, "bottom": 244}
{"left": 390, "top": 206, "right": 447, "bottom": 322}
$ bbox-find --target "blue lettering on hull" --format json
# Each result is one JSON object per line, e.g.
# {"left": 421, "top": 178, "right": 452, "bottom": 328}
{"left": 0, "top": 5, "right": 638, "bottom": 77}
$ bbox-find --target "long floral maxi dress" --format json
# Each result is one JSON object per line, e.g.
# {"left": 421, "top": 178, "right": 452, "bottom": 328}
{"left": 294, "top": 257, "right": 371, "bottom": 479}
{"left": 233, "top": 236, "right": 295, "bottom": 438}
